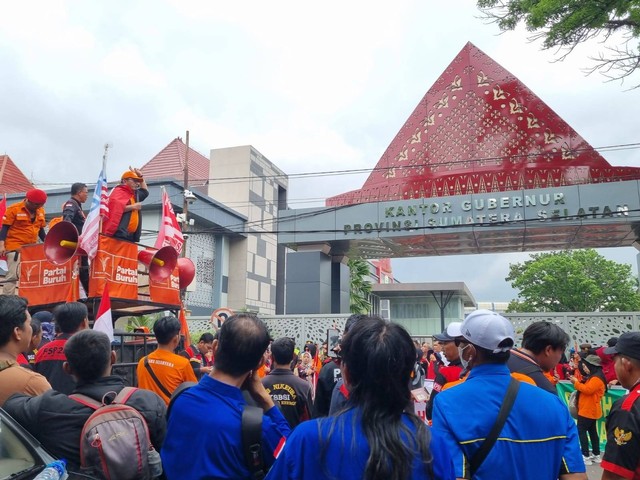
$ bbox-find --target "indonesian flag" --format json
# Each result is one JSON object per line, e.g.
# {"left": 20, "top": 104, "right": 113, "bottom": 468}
{"left": 154, "top": 188, "right": 184, "bottom": 254}
{"left": 93, "top": 283, "right": 114, "bottom": 341}
{"left": 0, "top": 194, "right": 6, "bottom": 272}
{"left": 79, "top": 168, "right": 109, "bottom": 260}
{"left": 274, "top": 437, "right": 286, "bottom": 459}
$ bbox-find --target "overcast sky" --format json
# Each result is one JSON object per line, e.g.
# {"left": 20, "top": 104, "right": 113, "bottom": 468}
{"left": 2, "top": 1, "right": 639, "bottom": 302}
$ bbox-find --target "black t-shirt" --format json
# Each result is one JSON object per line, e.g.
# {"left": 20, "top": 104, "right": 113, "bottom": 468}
{"left": 313, "top": 360, "right": 341, "bottom": 418}
{"left": 602, "top": 385, "right": 640, "bottom": 479}
{"left": 262, "top": 368, "right": 313, "bottom": 429}
{"left": 62, "top": 197, "right": 86, "bottom": 233}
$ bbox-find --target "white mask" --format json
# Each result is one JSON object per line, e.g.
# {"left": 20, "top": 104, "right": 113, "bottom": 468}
{"left": 458, "top": 344, "right": 471, "bottom": 370}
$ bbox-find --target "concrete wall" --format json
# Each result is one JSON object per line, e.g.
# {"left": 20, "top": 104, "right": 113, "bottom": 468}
{"left": 209, "top": 146, "right": 288, "bottom": 314}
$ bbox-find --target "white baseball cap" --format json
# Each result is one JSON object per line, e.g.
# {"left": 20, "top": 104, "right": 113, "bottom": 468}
{"left": 460, "top": 309, "right": 515, "bottom": 353}
{"left": 446, "top": 321, "right": 463, "bottom": 338}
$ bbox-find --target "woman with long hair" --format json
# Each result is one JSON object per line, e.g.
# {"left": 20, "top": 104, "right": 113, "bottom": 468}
{"left": 569, "top": 354, "right": 607, "bottom": 465}
{"left": 266, "top": 315, "right": 454, "bottom": 480}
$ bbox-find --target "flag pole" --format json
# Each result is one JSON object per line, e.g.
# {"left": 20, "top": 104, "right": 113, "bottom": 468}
{"left": 98, "top": 143, "right": 110, "bottom": 235}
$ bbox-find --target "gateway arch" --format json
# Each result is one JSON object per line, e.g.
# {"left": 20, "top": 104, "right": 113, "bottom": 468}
{"left": 278, "top": 43, "right": 640, "bottom": 314}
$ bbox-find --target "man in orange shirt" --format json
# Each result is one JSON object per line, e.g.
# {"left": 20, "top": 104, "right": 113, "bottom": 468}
{"left": 137, "top": 315, "right": 197, "bottom": 404}
{"left": 0, "top": 189, "right": 47, "bottom": 295}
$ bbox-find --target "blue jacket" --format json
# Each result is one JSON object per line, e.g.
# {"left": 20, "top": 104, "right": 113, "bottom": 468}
{"left": 161, "top": 375, "right": 291, "bottom": 479}
{"left": 432, "top": 363, "right": 585, "bottom": 479}
{"left": 266, "top": 407, "right": 455, "bottom": 479}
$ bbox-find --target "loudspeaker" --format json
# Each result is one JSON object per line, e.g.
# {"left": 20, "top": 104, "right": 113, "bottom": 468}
{"left": 44, "top": 222, "right": 84, "bottom": 265}
{"left": 138, "top": 246, "right": 178, "bottom": 282}
{"left": 177, "top": 257, "right": 196, "bottom": 289}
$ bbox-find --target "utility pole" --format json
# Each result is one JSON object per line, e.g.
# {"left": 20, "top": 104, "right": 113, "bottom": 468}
{"left": 182, "top": 131, "right": 189, "bottom": 258}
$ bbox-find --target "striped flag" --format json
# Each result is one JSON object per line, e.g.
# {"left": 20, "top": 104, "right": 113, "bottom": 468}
{"left": 79, "top": 168, "right": 109, "bottom": 260}
{"left": 154, "top": 187, "right": 184, "bottom": 254}
{"left": 93, "top": 283, "right": 114, "bottom": 341}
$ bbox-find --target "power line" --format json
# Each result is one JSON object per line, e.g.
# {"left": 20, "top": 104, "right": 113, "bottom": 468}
{"left": 10, "top": 141, "right": 640, "bottom": 190}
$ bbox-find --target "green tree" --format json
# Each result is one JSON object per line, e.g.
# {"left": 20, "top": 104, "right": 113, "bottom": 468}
{"left": 506, "top": 249, "right": 640, "bottom": 312}
{"left": 477, "top": 0, "right": 640, "bottom": 86}
{"left": 349, "top": 257, "right": 373, "bottom": 314}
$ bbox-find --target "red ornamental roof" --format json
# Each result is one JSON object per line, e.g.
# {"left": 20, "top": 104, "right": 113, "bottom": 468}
{"left": 327, "top": 42, "right": 640, "bottom": 207}
{"left": 0, "top": 155, "right": 34, "bottom": 195}
{"left": 140, "top": 138, "right": 210, "bottom": 194}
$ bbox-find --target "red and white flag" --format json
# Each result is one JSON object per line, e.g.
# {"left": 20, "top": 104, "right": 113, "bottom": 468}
{"left": 154, "top": 187, "right": 184, "bottom": 254}
{"left": 93, "top": 283, "right": 114, "bottom": 341}
{"left": 79, "top": 168, "right": 109, "bottom": 260}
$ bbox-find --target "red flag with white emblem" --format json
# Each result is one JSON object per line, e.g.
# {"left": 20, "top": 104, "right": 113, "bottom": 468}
{"left": 154, "top": 187, "right": 184, "bottom": 254}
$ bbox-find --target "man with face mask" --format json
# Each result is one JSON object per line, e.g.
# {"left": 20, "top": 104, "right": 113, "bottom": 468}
{"left": 425, "top": 323, "right": 463, "bottom": 421}
{"left": 432, "top": 310, "right": 586, "bottom": 480}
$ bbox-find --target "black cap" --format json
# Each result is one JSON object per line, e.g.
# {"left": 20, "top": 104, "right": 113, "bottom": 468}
{"left": 604, "top": 332, "right": 640, "bottom": 361}
{"left": 433, "top": 331, "right": 454, "bottom": 342}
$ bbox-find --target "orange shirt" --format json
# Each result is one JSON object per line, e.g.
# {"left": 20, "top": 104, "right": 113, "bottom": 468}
{"left": 2, "top": 201, "right": 46, "bottom": 251}
{"left": 574, "top": 375, "right": 606, "bottom": 419}
{"left": 137, "top": 348, "right": 197, "bottom": 405}
{"left": 543, "top": 370, "right": 559, "bottom": 385}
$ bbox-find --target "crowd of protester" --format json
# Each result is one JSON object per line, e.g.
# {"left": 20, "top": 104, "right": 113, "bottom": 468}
{"left": 2, "top": 294, "right": 640, "bottom": 479}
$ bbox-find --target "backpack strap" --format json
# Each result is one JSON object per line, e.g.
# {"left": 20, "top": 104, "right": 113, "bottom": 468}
{"left": 166, "top": 381, "right": 198, "bottom": 419}
{"left": 242, "top": 405, "right": 265, "bottom": 480}
{"left": 69, "top": 387, "right": 138, "bottom": 410}
{"left": 516, "top": 364, "right": 541, "bottom": 377}
{"left": 69, "top": 393, "right": 102, "bottom": 410}
{"left": 469, "top": 378, "right": 520, "bottom": 476}
{"left": 112, "top": 386, "right": 138, "bottom": 405}
{"left": 144, "top": 356, "right": 173, "bottom": 399}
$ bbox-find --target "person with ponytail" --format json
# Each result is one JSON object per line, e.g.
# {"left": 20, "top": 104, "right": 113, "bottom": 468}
{"left": 265, "top": 315, "right": 454, "bottom": 480}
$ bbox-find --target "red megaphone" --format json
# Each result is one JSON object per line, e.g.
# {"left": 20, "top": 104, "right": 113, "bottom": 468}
{"left": 177, "top": 257, "right": 196, "bottom": 289}
{"left": 44, "top": 222, "right": 86, "bottom": 265}
{"left": 138, "top": 246, "right": 178, "bottom": 282}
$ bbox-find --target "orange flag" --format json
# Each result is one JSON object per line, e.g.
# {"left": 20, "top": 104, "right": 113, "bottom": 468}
{"left": 179, "top": 304, "right": 191, "bottom": 348}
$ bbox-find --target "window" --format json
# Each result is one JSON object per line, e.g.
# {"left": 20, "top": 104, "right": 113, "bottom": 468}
{"left": 380, "top": 299, "right": 391, "bottom": 319}
{"left": 0, "top": 416, "right": 38, "bottom": 478}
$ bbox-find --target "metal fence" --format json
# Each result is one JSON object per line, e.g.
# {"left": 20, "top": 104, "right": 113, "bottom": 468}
{"left": 111, "top": 331, "right": 158, "bottom": 387}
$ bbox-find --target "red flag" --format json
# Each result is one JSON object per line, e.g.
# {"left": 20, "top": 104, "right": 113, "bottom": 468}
{"left": 155, "top": 188, "right": 184, "bottom": 254}
{"left": 94, "top": 283, "right": 114, "bottom": 341}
